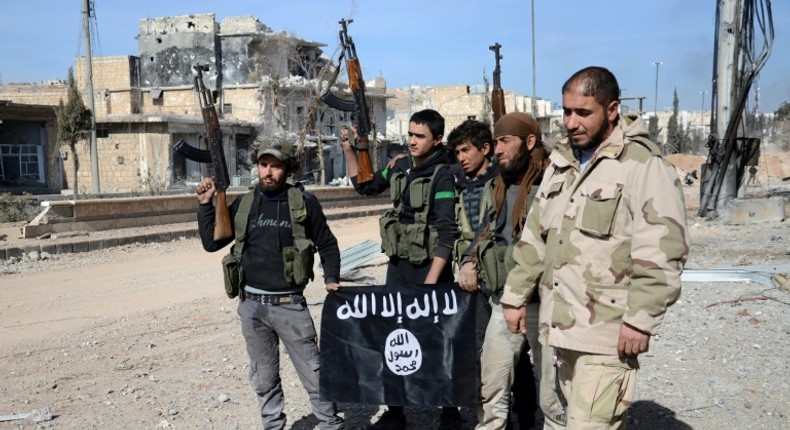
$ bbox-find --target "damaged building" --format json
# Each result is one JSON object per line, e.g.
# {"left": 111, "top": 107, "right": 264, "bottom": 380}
{"left": 0, "top": 13, "right": 390, "bottom": 194}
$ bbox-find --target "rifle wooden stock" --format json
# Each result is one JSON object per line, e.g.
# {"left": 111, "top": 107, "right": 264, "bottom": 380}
{"left": 214, "top": 191, "right": 233, "bottom": 241}
{"left": 193, "top": 63, "right": 233, "bottom": 242}
{"left": 356, "top": 137, "right": 374, "bottom": 183}
{"left": 323, "top": 19, "right": 375, "bottom": 183}
{"left": 347, "top": 59, "right": 363, "bottom": 90}
{"left": 492, "top": 89, "right": 506, "bottom": 124}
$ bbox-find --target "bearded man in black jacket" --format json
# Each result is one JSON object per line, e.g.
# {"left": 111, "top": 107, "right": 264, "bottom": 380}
{"left": 196, "top": 140, "right": 344, "bottom": 430}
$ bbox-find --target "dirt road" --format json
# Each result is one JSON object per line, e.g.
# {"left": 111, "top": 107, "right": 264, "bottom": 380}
{"left": 0, "top": 216, "right": 402, "bottom": 429}
{"left": 2, "top": 198, "right": 789, "bottom": 429}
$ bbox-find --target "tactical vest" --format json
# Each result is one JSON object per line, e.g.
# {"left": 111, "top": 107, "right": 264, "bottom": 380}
{"left": 228, "top": 186, "right": 316, "bottom": 292}
{"left": 453, "top": 177, "right": 495, "bottom": 264}
{"left": 473, "top": 180, "right": 537, "bottom": 294}
{"left": 379, "top": 164, "right": 447, "bottom": 265}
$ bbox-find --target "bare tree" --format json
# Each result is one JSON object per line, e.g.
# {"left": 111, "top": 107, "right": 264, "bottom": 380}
{"left": 481, "top": 72, "right": 493, "bottom": 125}
{"left": 254, "top": 33, "right": 339, "bottom": 184}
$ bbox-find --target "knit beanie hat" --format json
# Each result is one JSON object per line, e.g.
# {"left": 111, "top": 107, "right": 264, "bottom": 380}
{"left": 493, "top": 112, "right": 541, "bottom": 140}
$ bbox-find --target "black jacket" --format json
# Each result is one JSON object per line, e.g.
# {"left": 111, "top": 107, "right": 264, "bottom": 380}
{"left": 198, "top": 184, "right": 340, "bottom": 292}
{"left": 352, "top": 147, "right": 457, "bottom": 261}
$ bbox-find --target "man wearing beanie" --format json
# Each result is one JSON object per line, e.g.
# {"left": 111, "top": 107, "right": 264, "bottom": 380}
{"left": 457, "top": 112, "right": 549, "bottom": 429}
{"left": 195, "top": 139, "right": 344, "bottom": 429}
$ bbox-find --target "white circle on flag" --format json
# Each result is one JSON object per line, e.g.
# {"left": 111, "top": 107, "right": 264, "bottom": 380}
{"left": 384, "top": 328, "right": 422, "bottom": 375}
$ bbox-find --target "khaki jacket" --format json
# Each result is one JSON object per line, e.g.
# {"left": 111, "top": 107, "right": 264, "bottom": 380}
{"left": 500, "top": 114, "right": 690, "bottom": 355}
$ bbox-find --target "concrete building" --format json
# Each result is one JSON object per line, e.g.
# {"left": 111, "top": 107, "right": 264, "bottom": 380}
{"left": 0, "top": 13, "right": 389, "bottom": 194}
{"left": 385, "top": 84, "right": 556, "bottom": 143}
{"left": 0, "top": 101, "right": 60, "bottom": 191}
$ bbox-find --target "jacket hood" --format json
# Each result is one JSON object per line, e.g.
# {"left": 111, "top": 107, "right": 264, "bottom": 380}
{"left": 404, "top": 145, "right": 451, "bottom": 177}
{"left": 551, "top": 113, "right": 650, "bottom": 168}
{"left": 618, "top": 113, "right": 650, "bottom": 142}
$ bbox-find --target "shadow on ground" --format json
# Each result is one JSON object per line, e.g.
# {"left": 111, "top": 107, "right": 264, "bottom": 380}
{"left": 628, "top": 400, "right": 693, "bottom": 429}
{"left": 290, "top": 404, "right": 482, "bottom": 429}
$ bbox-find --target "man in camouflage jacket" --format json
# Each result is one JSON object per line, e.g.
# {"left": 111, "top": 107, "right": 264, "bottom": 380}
{"left": 501, "top": 66, "right": 690, "bottom": 429}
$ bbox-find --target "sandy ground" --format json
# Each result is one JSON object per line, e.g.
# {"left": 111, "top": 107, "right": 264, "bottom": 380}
{"left": 1, "top": 180, "right": 789, "bottom": 429}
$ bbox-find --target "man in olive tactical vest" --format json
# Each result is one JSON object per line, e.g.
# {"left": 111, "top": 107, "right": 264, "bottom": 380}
{"left": 502, "top": 67, "right": 689, "bottom": 429}
{"left": 447, "top": 118, "right": 499, "bottom": 360}
{"left": 196, "top": 140, "right": 344, "bottom": 430}
{"left": 341, "top": 109, "right": 462, "bottom": 429}
{"left": 456, "top": 113, "right": 549, "bottom": 430}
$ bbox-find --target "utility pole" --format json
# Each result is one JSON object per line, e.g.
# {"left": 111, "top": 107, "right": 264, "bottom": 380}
{"left": 652, "top": 61, "right": 662, "bottom": 116}
{"left": 700, "top": 0, "right": 740, "bottom": 216}
{"left": 698, "top": 0, "right": 774, "bottom": 217}
{"left": 530, "top": 0, "right": 537, "bottom": 117}
{"left": 83, "top": 0, "right": 100, "bottom": 193}
{"left": 700, "top": 90, "right": 707, "bottom": 130}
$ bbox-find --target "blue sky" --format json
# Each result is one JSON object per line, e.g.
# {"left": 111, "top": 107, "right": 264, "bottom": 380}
{"left": 1, "top": 1, "right": 787, "bottom": 113}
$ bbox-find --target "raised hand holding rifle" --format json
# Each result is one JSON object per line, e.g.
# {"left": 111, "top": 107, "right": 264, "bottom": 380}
{"left": 489, "top": 43, "right": 506, "bottom": 123}
{"left": 321, "top": 18, "right": 374, "bottom": 183}
{"left": 191, "top": 64, "right": 232, "bottom": 241}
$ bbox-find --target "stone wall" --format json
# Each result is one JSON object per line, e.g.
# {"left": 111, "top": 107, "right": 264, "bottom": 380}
{"left": 385, "top": 84, "right": 553, "bottom": 140}
{"left": 137, "top": 14, "right": 219, "bottom": 89}
{"left": 221, "top": 85, "right": 262, "bottom": 123}
{"left": 0, "top": 84, "right": 68, "bottom": 107}
{"left": 140, "top": 87, "right": 199, "bottom": 117}
{"left": 220, "top": 16, "right": 270, "bottom": 34}
{"left": 74, "top": 56, "right": 142, "bottom": 118}
{"left": 60, "top": 123, "right": 175, "bottom": 194}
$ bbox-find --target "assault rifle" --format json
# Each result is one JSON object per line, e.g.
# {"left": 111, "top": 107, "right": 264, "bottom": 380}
{"left": 489, "top": 43, "right": 506, "bottom": 123}
{"left": 172, "top": 64, "right": 232, "bottom": 241}
{"left": 320, "top": 18, "right": 374, "bottom": 183}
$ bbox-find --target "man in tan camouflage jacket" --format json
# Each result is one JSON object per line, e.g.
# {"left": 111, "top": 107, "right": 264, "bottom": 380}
{"left": 501, "top": 66, "right": 690, "bottom": 429}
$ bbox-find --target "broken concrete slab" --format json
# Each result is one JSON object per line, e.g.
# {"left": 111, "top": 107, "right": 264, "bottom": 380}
{"left": 723, "top": 196, "right": 785, "bottom": 224}
{"left": 682, "top": 267, "right": 789, "bottom": 289}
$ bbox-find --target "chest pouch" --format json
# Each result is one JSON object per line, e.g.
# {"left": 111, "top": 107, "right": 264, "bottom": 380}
{"left": 379, "top": 208, "right": 401, "bottom": 258}
{"left": 475, "top": 240, "right": 516, "bottom": 294}
{"left": 380, "top": 172, "right": 407, "bottom": 258}
{"left": 222, "top": 244, "right": 244, "bottom": 299}
{"left": 453, "top": 197, "right": 476, "bottom": 264}
{"left": 389, "top": 171, "right": 406, "bottom": 205}
{"left": 282, "top": 187, "right": 316, "bottom": 287}
{"left": 379, "top": 166, "right": 442, "bottom": 265}
{"left": 222, "top": 191, "right": 256, "bottom": 299}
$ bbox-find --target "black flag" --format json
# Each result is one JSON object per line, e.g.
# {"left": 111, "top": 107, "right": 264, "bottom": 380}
{"left": 319, "top": 283, "right": 477, "bottom": 407}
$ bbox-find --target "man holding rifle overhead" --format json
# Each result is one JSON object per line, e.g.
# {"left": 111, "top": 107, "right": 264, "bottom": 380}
{"left": 196, "top": 139, "right": 344, "bottom": 430}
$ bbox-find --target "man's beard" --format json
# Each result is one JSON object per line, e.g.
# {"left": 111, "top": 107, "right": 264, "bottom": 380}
{"left": 259, "top": 176, "right": 285, "bottom": 193}
{"left": 569, "top": 115, "right": 609, "bottom": 151}
{"left": 500, "top": 144, "right": 531, "bottom": 184}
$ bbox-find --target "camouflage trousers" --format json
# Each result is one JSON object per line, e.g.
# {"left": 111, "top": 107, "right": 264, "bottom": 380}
{"left": 543, "top": 349, "right": 637, "bottom": 430}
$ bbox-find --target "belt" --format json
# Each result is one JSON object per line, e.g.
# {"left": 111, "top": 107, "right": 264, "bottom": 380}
{"left": 243, "top": 291, "right": 294, "bottom": 305}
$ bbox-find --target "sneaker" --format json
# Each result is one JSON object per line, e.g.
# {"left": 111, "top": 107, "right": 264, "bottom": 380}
{"left": 439, "top": 407, "right": 463, "bottom": 430}
{"left": 369, "top": 409, "right": 407, "bottom": 430}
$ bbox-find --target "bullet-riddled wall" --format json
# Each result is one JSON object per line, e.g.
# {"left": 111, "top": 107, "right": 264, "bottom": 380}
{"left": 137, "top": 14, "right": 219, "bottom": 90}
